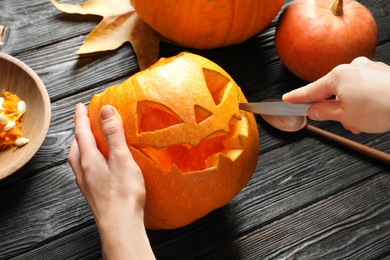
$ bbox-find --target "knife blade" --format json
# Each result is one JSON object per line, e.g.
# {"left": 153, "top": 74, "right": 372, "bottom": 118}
{"left": 239, "top": 101, "right": 312, "bottom": 116}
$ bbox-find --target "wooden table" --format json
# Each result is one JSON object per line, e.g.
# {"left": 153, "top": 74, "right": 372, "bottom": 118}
{"left": 1, "top": 0, "right": 390, "bottom": 259}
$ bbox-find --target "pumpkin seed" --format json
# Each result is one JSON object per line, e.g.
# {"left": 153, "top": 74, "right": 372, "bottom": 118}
{"left": 0, "top": 114, "right": 6, "bottom": 124}
{"left": 17, "top": 100, "right": 26, "bottom": 116}
{"left": 14, "top": 137, "right": 30, "bottom": 147}
{"left": 3, "top": 120, "right": 15, "bottom": 131}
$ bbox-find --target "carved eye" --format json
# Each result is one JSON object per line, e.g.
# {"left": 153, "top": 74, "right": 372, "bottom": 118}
{"left": 194, "top": 105, "right": 212, "bottom": 124}
{"left": 203, "top": 68, "right": 230, "bottom": 106}
{"left": 193, "top": 68, "right": 231, "bottom": 125}
{"left": 137, "top": 101, "right": 183, "bottom": 133}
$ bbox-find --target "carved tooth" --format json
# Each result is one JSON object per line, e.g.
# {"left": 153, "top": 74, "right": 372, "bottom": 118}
{"left": 14, "top": 137, "right": 30, "bottom": 147}
{"left": 3, "top": 120, "right": 15, "bottom": 131}
{"left": 17, "top": 100, "right": 26, "bottom": 116}
{"left": 0, "top": 97, "right": 4, "bottom": 111}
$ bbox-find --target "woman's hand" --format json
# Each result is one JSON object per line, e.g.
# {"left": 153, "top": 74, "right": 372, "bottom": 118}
{"left": 283, "top": 57, "right": 390, "bottom": 134}
{"left": 68, "top": 103, "right": 155, "bottom": 260}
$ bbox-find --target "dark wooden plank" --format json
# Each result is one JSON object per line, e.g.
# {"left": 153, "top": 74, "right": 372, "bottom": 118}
{"left": 205, "top": 174, "right": 390, "bottom": 260}
{"left": 0, "top": 0, "right": 390, "bottom": 259}
{"left": 0, "top": 165, "right": 93, "bottom": 259}
{"left": 12, "top": 223, "right": 103, "bottom": 260}
{"left": 0, "top": 0, "right": 98, "bottom": 54}
{"left": 7, "top": 171, "right": 390, "bottom": 260}
{"left": 16, "top": 39, "right": 139, "bottom": 102}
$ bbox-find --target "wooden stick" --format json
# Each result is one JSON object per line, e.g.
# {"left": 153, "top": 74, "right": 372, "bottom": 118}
{"left": 306, "top": 124, "right": 390, "bottom": 165}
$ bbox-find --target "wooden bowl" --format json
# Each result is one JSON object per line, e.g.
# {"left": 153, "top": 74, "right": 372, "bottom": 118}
{"left": 0, "top": 53, "right": 51, "bottom": 179}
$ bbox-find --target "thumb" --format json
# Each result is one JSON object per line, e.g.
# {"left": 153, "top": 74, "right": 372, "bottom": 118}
{"left": 308, "top": 100, "right": 344, "bottom": 122}
{"left": 100, "top": 105, "right": 129, "bottom": 156}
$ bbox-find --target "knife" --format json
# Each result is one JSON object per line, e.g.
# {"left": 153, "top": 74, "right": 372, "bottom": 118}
{"left": 239, "top": 101, "right": 312, "bottom": 116}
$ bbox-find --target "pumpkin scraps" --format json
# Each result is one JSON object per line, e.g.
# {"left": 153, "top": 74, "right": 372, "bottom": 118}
{"left": 0, "top": 91, "right": 29, "bottom": 150}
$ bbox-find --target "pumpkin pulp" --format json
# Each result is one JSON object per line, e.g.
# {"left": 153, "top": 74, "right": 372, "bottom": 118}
{"left": 0, "top": 91, "right": 24, "bottom": 150}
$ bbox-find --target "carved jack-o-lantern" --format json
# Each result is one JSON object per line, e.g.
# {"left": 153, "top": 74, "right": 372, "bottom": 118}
{"left": 88, "top": 52, "right": 259, "bottom": 230}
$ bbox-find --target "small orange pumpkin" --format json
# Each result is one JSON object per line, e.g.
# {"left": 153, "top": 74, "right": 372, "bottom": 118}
{"left": 275, "top": 0, "right": 378, "bottom": 82}
{"left": 88, "top": 52, "right": 259, "bottom": 229}
{"left": 130, "top": 0, "right": 284, "bottom": 49}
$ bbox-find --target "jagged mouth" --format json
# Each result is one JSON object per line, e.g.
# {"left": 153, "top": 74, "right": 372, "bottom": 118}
{"left": 136, "top": 116, "right": 248, "bottom": 173}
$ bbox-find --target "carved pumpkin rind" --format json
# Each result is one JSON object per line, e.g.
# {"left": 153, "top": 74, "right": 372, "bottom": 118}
{"left": 130, "top": 0, "right": 284, "bottom": 49}
{"left": 88, "top": 52, "right": 260, "bottom": 229}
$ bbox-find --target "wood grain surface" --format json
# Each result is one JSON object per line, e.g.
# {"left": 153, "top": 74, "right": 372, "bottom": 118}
{"left": 0, "top": 0, "right": 389, "bottom": 259}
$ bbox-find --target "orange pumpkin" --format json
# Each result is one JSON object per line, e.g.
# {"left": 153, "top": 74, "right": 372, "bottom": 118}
{"left": 88, "top": 52, "right": 260, "bottom": 229}
{"left": 275, "top": 0, "right": 378, "bottom": 82}
{"left": 130, "top": 0, "right": 284, "bottom": 49}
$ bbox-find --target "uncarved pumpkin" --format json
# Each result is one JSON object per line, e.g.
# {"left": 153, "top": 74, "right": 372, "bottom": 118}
{"left": 275, "top": 0, "right": 378, "bottom": 82}
{"left": 88, "top": 52, "right": 260, "bottom": 229}
{"left": 130, "top": 0, "right": 284, "bottom": 49}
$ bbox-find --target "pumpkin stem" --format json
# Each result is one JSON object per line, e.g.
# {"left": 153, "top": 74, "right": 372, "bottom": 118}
{"left": 330, "top": 0, "right": 343, "bottom": 16}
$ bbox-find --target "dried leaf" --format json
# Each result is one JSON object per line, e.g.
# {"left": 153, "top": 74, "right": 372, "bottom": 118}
{"left": 51, "top": 0, "right": 164, "bottom": 70}
{"left": 0, "top": 25, "right": 4, "bottom": 46}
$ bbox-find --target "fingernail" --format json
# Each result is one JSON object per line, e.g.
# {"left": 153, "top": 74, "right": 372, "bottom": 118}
{"left": 308, "top": 107, "right": 320, "bottom": 120}
{"left": 101, "top": 105, "right": 115, "bottom": 120}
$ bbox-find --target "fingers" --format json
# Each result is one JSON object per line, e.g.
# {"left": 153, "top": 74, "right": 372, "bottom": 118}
{"left": 100, "top": 105, "right": 133, "bottom": 161}
{"left": 283, "top": 57, "right": 384, "bottom": 104}
{"left": 351, "top": 57, "right": 390, "bottom": 72}
{"left": 350, "top": 56, "right": 373, "bottom": 67}
{"left": 68, "top": 139, "right": 80, "bottom": 173}
{"left": 69, "top": 103, "right": 135, "bottom": 176}
{"left": 69, "top": 103, "right": 99, "bottom": 186}
{"left": 307, "top": 99, "right": 343, "bottom": 121}
{"left": 341, "top": 123, "right": 361, "bottom": 135}
{"left": 71, "top": 103, "right": 106, "bottom": 182}
{"left": 68, "top": 138, "right": 83, "bottom": 186}
{"left": 74, "top": 103, "right": 100, "bottom": 158}
{"left": 282, "top": 75, "right": 336, "bottom": 103}
{"left": 307, "top": 100, "right": 363, "bottom": 134}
